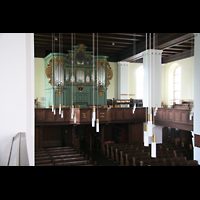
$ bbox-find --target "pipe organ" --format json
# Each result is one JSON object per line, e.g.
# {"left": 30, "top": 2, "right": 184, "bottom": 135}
{"left": 45, "top": 44, "right": 113, "bottom": 108}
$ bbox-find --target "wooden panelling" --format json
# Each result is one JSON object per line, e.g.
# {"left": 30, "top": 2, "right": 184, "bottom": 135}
{"left": 80, "top": 109, "right": 91, "bottom": 122}
{"left": 35, "top": 108, "right": 192, "bottom": 132}
{"left": 99, "top": 110, "right": 107, "bottom": 121}
{"left": 156, "top": 109, "right": 162, "bottom": 120}
{"left": 194, "top": 134, "right": 200, "bottom": 148}
{"left": 124, "top": 108, "right": 133, "bottom": 120}
{"left": 64, "top": 109, "right": 70, "bottom": 121}
{"left": 45, "top": 109, "right": 54, "bottom": 121}
{"left": 35, "top": 109, "right": 45, "bottom": 122}
{"left": 168, "top": 110, "right": 174, "bottom": 121}
{"left": 55, "top": 110, "right": 64, "bottom": 121}
{"left": 155, "top": 108, "right": 193, "bottom": 131}
{"left": 174, "top": 110, "right": 180, "bottom": 122}
{"left": 129, "top": 123, "right": 143, "bottom": 144}
{"left": 180, "top": 111, "right": 187, "bottom": 123}
{"left": 115, "top": 109, "right": 124, "bottom": 120}
{"left": 163, "top": 109, "right": 167, "bottom": 120}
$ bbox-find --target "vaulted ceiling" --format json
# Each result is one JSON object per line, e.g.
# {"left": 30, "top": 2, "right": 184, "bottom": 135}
{"left": 34, "top": 33, "right": 194, "bottom": 64}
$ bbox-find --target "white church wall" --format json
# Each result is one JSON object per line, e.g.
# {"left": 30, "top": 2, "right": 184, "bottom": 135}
{"left": 34, "top": 57, "right": 45, "bottom": 107}
{"left": 164, "top": 56, "right": 194, "bottom": 106}
{"left": 0, "top": 33, "right": 34, "bottom": 166}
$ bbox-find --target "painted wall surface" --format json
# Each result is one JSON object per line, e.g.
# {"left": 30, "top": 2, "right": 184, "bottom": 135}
{"left": 107, "top": 62, "right": 118, "bottom": 100}
{"left": 118, "top": 62, "right": 129, "bottom": 99}
{"left": 129, "top": 63, "right": 143, "bottom": 99}
{"left": 164, "top": 56, "right": 194, "bottom": 106}
{"left": 0, "top": 33, "right": 34, "bottom": 166}
{"left": 34, "top": 58, "right": 45, "bottom": 107}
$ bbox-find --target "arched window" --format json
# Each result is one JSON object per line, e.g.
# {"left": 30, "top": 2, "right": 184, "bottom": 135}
{"left": 174, "top": 65, "right": 181, "bottom": 104}
{"left": 136, "top": 65, "right": 144, "bottom": 99}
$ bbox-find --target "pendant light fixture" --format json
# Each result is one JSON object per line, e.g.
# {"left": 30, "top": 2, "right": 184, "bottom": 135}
{"left": 52, "top": 33, "right": 54, "bottom": 113}
{"left": 143, "top": 33, "right": 150, "bottom": 147}
{"left": 71, "top": 33, "right": 74, "bottom": 120}
{"left": 52, "top": 33, "right": 56, "bottom": 115}
{"left": 143, "top": 33, "right": 157, "bottom": 158}
{"left": 73, "top": 33, "right": 76, "bottom": 124}
{"left": 151, "top": 33, "right": 156, "bottom": 158}
{"left": 151, "top": 134, "right": 156, "bottom": 158}
{"left": 96, "top": 33, "right": 99, "bottom": 132}
{"left": 92, "top": 33, "right": 96, "bottom": 127}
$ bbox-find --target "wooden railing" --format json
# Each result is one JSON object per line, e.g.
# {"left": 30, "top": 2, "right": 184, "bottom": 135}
{"left": 155, "top": 108, "right": 193, "bottom": 131}
{"left": 7, "top": 132, "right": 29, "bottom": 166}
{"left": 35, "top": 107, "right": 146, "bottom": 125}
{"left": 35, "top": 107, "right": 193, "bottom": 131}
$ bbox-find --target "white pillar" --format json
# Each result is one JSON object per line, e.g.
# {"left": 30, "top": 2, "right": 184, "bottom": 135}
{"left": 193, "top": 33, "right": 200, "bottom": 163}
{"left": 118, "top": 61, "right": 129, "bottom": 99}
{"left": 142, "top": 49, "right": 163, "bottom": 108}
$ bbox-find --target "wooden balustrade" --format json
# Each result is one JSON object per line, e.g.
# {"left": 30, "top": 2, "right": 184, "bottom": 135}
{"left": 35, "top": 107, "right": 193, "bottom": 131}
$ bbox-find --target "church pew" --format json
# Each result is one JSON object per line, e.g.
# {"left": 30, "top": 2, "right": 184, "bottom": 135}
{"left": 49, "top": 151, "right": 79, "bottom": 156}
{"left": 78, "top": 164, "right": 95, "bottom": 166}
{"left": 46, "top": 146, "right": 73, "bottom": 150}
{"left": 171, "top": 160, "right": 199, "bottom": 166}
{"left": 35, "top": 159, "right": 52, "bottom": 165}
{"left": 54, "top": 160, "right": 90, "bottom": 166}
{"left": 165, "top": 156, "right": 187, "bottom": 163}
{"left": 140, "top": 158, "right": 166, "bottom": 166}
{"left": 52, "top": 156, "right": 85, "bottom": 164}
{"left": 35, "top": 156, "right": 51, "bottom": 161}
{"left": 35, "top": 153, "right": 49, "bottom": 157}
{"left": 106, "top": 143, "right": 137, "bottom": 159}
{"left": 51, "top": 153, "right": 82, "bottom": 160}
{"left": 140, "top": 156, "right": 188, "bottom": 166}
{"left": 36, "top": 163, "right": 54, "bottom": 166}
{"left": 46, "top": 148, "right": 76, "bottom": 153}
{"left": 112, "top": 144, "right": 144, "bottom": 163}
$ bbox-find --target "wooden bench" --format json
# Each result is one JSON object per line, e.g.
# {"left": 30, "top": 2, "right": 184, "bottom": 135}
{"left": 35, "top": 146, "right": 95, "bottom": 166}
{"left": 55, "top": 160, "right": 90, "bottom": 166}
{"left": 53, "top": 156, "right": 85, "bottom": 163}
{"left": 36, "top": 163, "right": 54, "bottom": 166}
{"left": 51, "top": 153, "right": 82, "bottom": 160}
{"left": 171, "top": 160, "right": 199, "bottom": 166}
{"left": 35, "top": 159, "right": 52, "bottom": 165}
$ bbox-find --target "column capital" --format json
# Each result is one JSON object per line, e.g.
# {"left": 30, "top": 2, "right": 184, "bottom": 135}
{"left": 142, "top": 49, "right": 163, "bottom": 57}
{"left": 118, "top": 61, "right": 129, "bottom": 66}
{"left": 194, "top": 33, "right": 200, "bottom": 38}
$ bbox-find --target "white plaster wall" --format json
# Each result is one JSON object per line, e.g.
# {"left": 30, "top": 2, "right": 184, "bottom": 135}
{"left": 107, "top": 62, "right": 118, "bottom": 99}
{"left": 164, "top": 56, "right": 194, "bottom": 106}
{"left": 0, "top": 33, "right": 34, "bottom": 166}
{"left": 118, "top": 62, "right": 129, "bottom": 99}
{"left": 34, "top": 57, "right": 45, "bottom": 107}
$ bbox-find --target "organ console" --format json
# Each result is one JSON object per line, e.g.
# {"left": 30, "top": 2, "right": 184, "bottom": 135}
{"left": 112, "top": 98, "right": 143, "bottom": 108}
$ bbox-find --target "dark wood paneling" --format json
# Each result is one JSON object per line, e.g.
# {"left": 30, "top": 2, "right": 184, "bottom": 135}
{"left": 80, "top": 109, "right": 91, "bottom": 122}
{"left": 35, "top": 109, "right": 45, "bottom": 122}
{"left": 45, "top": 109, "right": 54, "bottom": 121}
{"left": 35, "top": 108, "right": 192, "bottom": 131}
{"left": 129, "top": 123, "right": 143, "bottom": 144}
{"left": 155, "top": 108, "right": 193, "bottom": 131}
{"left": 194, "top": 134, "right": 200, "bottom": 148}
{"left": 115, "top": 109, "right": 124, "bottom": 120}
{"left": 55, "top": 110, "right": 64, "bottom": 121}
{"left": 64, "top": 108, "right": 70, "bottom": 121}
{"left": 35, "top": 126, "right": 43, "bottom": 149}
{"left": 168, "top": 110, "right": 174, "bottom": 121}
